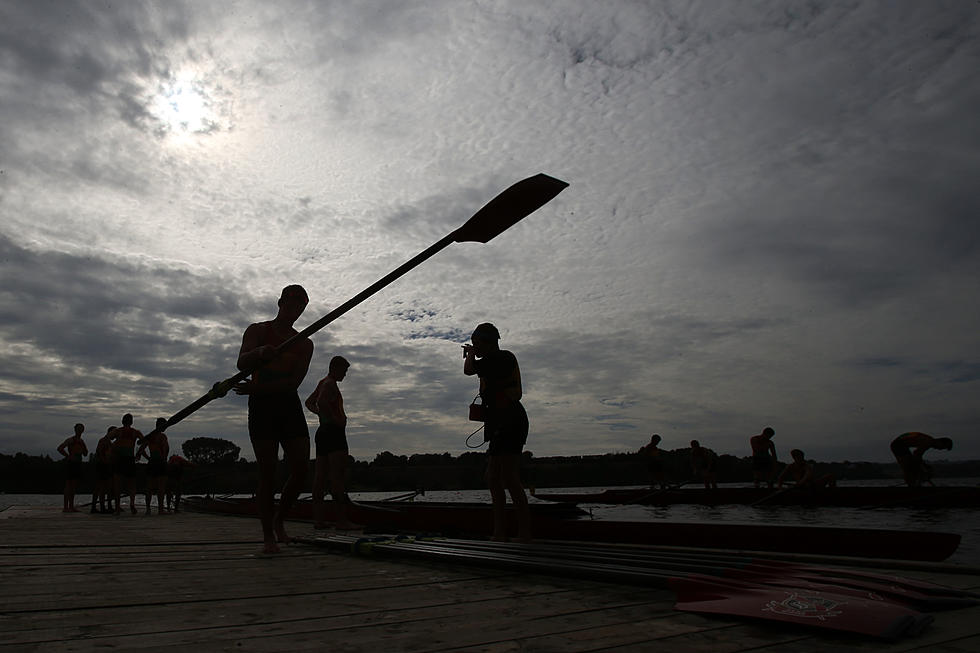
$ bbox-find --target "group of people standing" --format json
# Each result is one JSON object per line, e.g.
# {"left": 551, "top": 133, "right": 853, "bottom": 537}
{"left": 233, "top": 285, "right": 532, "bottom": 554}
{"left": 638, "top": 426, "right": 955, "bottom": 490}
{"left": 56, "top": 415, "right": 192, "bottom": 515}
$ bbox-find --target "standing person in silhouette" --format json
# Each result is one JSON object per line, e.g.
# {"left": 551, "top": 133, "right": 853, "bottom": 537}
{"left": 234, "top": 285, "right": 314, "bottom": 554}
{"left": 463, "top": 323, "right": 531, "bottom": 542}
{"left": 111, "top": 414, "right": 144, "bottom": 514}
{"left": 57, "top": 423, "right": 88, "bottom": 512}
{"left": 306, "top": 355, "right": 361, "bottom": 530}
{"left": 890, "top": 432, "right": 953, "bottom": 487}
{"left": 137, "top": 418, "right": 170, "bottom": 515}
{"left": 749, "top": 426, "right": 777, "bottom": 489}
{"left": 91, "top": 427, "right": 116, "bottom": 514}
{"left": 690, "top": 440, "right": 718, "bottom": 490}
{"left": 638, "top": 434, "right": 667, "bottom": 489}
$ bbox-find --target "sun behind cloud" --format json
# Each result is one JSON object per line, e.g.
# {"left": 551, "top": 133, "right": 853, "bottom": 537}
{"left": 151, "top": 70, "right": 229, "bottom": 137}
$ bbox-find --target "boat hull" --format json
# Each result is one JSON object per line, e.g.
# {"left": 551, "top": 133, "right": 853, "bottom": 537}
{"left": 531, "top": 485, "right": 980, "bottom": 508}
{"left": 183, "top": 496, "right": 960, "bottom": 561}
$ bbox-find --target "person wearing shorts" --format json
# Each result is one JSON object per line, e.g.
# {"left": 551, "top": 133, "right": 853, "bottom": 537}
{"left": 890, "top": 432, "right": 953, "bottom": 487}
{"left": 306, "top": 355, "right": 359, "bottom": 530}
{"left": 57, "top": 423, "right": 88, "bottom": 513}
{"left": 463, "top": 322, "right": 531, "bottom": 542}
{"left": 137, "top": 418, "right": 170, "bottom": 515}
{"left": 234, "top": 284, "right": 314, "bottom": 554}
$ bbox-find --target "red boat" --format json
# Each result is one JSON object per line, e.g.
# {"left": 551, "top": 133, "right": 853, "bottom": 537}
{"left": 183, "top": 495, "right": 960, "bottom": 561}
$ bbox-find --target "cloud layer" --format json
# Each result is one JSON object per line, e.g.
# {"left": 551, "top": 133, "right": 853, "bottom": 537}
{"left": 1, "top": 1, "right": 977, "bottom": 463}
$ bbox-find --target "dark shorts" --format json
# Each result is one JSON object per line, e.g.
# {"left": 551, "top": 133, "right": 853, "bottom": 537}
{"left": 647, "top": 458, "right": 663, "bottom": 474}
{"left": 66, "top": 460, "right": 83, "bottom": 481}
{"left": 486, "top": 402, "right": 529, "bottom": 456}
{"left": 752, "top": 454, "right": 773, "bottom": 473}
{"left": 890, "top": 440, "right": 911, "bottom": 458}
{"left": 115, "top": 456, "right": 136, "bottom": 478}
{"left": 96, "top": 462, "right": 113, "bottom": 481}
{"left": 314, "top": 422, "right": 349, "bottom": 456}
{"left": 248, "top": 392, "right": 310, "bottom": 443}
{"left": 147, "top": 458, "right": 167, "bottom": 478}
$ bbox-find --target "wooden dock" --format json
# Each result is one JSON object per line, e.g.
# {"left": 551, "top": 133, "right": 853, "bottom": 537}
{"left": 2, "top": 505, "right": 979, "bottom": 652}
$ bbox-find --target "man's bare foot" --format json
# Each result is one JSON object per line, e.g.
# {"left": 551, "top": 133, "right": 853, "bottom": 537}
{"left": 130, "top": 506, "right": 138, "bottom": 515}
{"left": 274, "top": 526, "right": 293, "bottom": 544}
{"left": 261, "top": 541, "right": 281, "bottom": 554}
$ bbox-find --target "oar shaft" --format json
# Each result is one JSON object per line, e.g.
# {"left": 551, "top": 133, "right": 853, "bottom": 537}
{"left": 166, "top": 235, "right": 456, "bottom": 429}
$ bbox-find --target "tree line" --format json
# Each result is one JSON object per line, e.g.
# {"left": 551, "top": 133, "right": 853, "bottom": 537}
{"left": 2, "top": 438, "right": 976, "bottom": 495}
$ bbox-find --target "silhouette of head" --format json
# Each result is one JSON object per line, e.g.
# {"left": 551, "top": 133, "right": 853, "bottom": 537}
{"left": 156, "top": 417, "right": 168, "bottom": 431}
{"left": 790, "top": 448, "right": 805, "bottom": 461}
{"left": 690, "top": 440, "right": 700, "bottom": 448}
{"left": 122, "top": 413, "right": 133, "bottom": 426}
{"left": 762, "top": 427, "right": 774, "bottom": 438}
{"left": 650, "top": 434, "right": 661, "bottom": 445}
{"left": 74, "top": 423, "right": 84, "bottom": 435}
{"left": 935, "top": 437, "right": 953, "bottom": 450}
{"left": 472, "top": 322, "right": 500, "bottom": 341}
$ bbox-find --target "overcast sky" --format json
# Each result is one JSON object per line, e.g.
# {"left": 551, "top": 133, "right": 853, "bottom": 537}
{"left": 1, "top": 1, "right": 977, "bottom": 465}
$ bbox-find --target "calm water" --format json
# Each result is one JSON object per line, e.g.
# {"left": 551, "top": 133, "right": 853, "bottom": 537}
{"left": 5, "top": 479, "right": 978, "bottom": 565}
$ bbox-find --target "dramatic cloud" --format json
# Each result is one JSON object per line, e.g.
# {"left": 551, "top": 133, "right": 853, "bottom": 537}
{"left": 1, "top": 1, "right": 977, "bottom": 463}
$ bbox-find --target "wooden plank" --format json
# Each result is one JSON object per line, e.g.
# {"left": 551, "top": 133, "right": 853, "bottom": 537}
{"left": 2, "top": 507, "right": 978, "bottom": 653}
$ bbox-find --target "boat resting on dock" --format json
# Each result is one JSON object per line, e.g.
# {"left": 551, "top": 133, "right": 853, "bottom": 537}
{"left": 531, "top": 485, "right": 980, "bottom": 508}
{"left": 184, "top": 495, "right": 961, "bottom": 562}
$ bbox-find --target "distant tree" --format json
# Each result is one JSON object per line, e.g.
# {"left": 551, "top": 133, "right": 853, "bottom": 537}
{"left": 182, "top": 437, "right": 241, "bottom": 465}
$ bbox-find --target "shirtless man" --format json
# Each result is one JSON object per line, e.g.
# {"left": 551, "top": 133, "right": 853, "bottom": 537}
{"left": 690, "top": 440, "right": 718, "bottom": 490}
{"left": 777, "top": 448, "right": 836, "bottom": 489}
{"left": 137, "top": 418, "right": 170, "bottom": 515}
{"left": 637, "top": 434, "right": 667, "bottom": 490}
{"left": 57, "top": 424, "right": 88, "bottom": 512}
{"left": 749, "top": 427, "right": 777, "bottom": 489}
{"left": 91, "top": 427, "right": 116, "bottom": 514}
{"left": 234, "top": 285, "right": 314, "bottom": 554}
{"left": 890, "top": 432, "right": 953, "bottom": 487}
{"left": 111, "top": 414, "right": 144, "bottom": 515}
{"left": 305, "top": 356, "right": 361, "bottom": 530}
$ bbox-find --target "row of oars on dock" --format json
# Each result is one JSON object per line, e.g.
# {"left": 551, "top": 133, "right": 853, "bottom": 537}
{"left": 293, "top": 533, "right": 978, "bottom": 641}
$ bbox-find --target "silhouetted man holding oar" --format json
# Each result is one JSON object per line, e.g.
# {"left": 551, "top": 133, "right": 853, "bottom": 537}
{"left": 234, "top": 284, "right": 314, "bottom": 554}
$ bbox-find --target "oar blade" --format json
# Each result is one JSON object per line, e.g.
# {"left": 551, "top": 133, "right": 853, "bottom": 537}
{"left": 454, "top": 173, "right": 568, "bottom": 243}
{"left": 671, "top": 576, "right": 933, "bottom": 640}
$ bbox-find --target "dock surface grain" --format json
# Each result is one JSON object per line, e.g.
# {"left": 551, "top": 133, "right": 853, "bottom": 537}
{"left": 1, "top": 505, "right": 978, "bottom": 652}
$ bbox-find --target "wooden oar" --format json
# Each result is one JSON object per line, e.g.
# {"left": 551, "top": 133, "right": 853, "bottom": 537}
{"left": 294, "top": 533, "right": 932, "bottom": 639}
{"left": 165, "top": 173, "right": 569, "bottom": 428}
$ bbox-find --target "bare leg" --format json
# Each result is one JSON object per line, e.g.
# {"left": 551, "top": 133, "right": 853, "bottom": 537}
{"left": 113, "top": 475, "right": 122, "bottom": 514}
{"left": 486, "top": 456, "right": 508, "bottom": 541}
{"left": 501, "top": 455, "right": 531, "bottom": 542}
{"left": 273, "top": 436, "right": 309, "bottom": 545}
{"left": 329, "top": 451, "right": 360, "bottom": 529}
{"left": 312, "top": 456, "right": 329, "bottom": 528}
{"left": 251, "top": 437, "right": 281, "bottom": 553}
